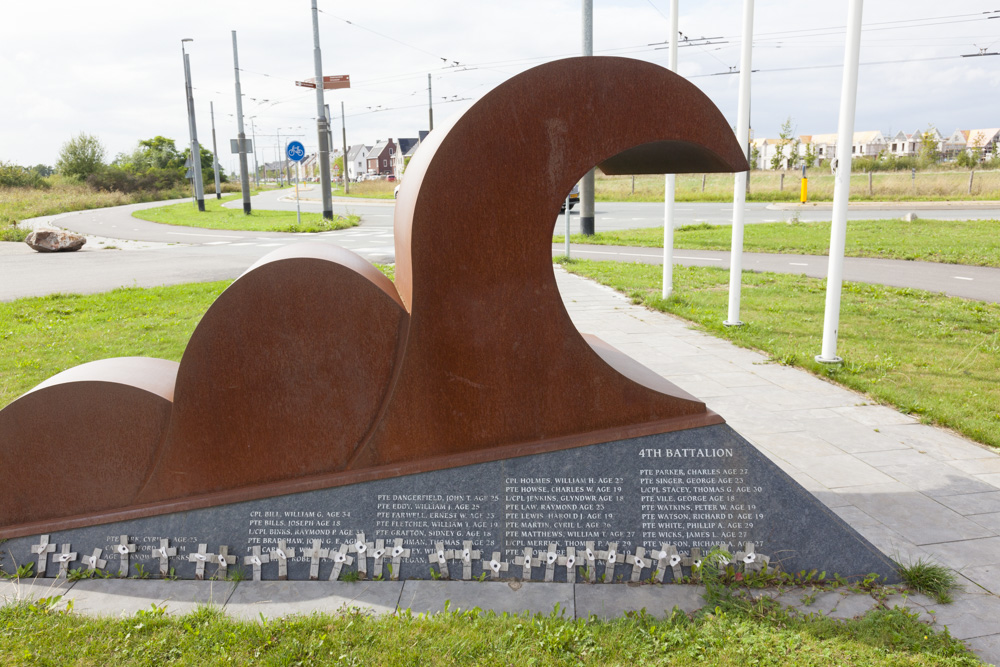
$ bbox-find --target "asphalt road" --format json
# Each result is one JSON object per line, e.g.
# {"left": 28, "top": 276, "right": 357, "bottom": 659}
{"left": 1, "top": 189, "right": 998, "bottom": 303}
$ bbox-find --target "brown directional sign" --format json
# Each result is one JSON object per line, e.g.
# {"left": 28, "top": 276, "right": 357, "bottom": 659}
{"left": 295, "top": 74, "right": 350, "bottom": 90}
{"left": 0, "top": 56, "right": 746, "bottom": 537}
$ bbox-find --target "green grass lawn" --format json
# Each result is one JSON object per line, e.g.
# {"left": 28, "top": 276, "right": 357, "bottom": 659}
{"left": 0, "top": 598, "right": 977, "bottom": 665}
{"left": 554, "top": 218, "right": 1000, "bottom": 268}
{"left": 557, "top": 260, "right": 1000, "bottom": 449}
{"left": 132, "top": 193, "right": 358, "bottom": 233}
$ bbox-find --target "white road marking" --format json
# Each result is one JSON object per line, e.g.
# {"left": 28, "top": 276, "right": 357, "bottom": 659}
{"left": 674, "top": 255, "right": 723, "bottom": 262}
{"left": 167, "top": 232, "right": 244, "bottom": 239}
{"left": 203, "top": 241, "right": 231, "bottom": 245}
{"left": 555, "top": 249, "right": 723, "bottom": 262}
{"left": 257, "top": 243, "right": 284, "bottom": 247}
{"left": 789, "top": 262, "right": 809, "bottom": 266}
{"left": 230, "top": 242, "right": 257, "bottom": 246}
{"left": 954, "top": 276, "right": 973, "bottom": 281}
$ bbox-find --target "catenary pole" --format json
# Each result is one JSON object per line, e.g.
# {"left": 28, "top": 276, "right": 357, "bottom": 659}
{"left": 428, "top": 73, "right": 434, "bottom": 131}
{"left": 250, "top": 118, "right": 259, "bottom": 188}
{"left": 181, "top": 40, "right": 205, "bottom": 212}
{"left": 341, "top": 101, "right": 350, "bottom": 194}
{"left": 817, "top": 0, "right": 864, "bottom": 363}
{"left": 209, "top": 102, "right": 222, "bottom": 199}
{"left": 276, "top": 128, "right": 282, "bottom": 186}
{"left": 311, "top": 0, "right": 334, "bottom": 219}
{"left": 579, "top": 0, "right": 595, "bottom": 236}
{"left": 231, "top": 31, "right": 251, "bottom": 213}
{"left": 724, "top": 0, "right": 754, "bottom": 326}
{"left": 662, "top": 0, "right": 679, "bottom": 298}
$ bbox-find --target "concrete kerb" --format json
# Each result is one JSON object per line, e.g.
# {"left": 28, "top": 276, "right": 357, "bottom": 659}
{"left": 769, "top": 200, "right": 1000, "bottom": 211}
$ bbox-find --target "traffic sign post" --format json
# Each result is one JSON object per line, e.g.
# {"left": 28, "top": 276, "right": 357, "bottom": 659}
{"left": 286, "top": 141, "right": 306, "bottom": 225}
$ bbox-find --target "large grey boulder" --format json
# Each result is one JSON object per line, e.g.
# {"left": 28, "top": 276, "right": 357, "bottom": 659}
{"left": 25, "top": 229, "right": 87, "bottom": 253}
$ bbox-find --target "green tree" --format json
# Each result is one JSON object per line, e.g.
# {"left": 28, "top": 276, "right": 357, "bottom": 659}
{"left": 749, "top": 143, "right": 761, "bottom": 170}
{"left": 180, "top": 145, "right": 223, "bottom": 185}
{"left": 918, "top": 125, "right": 940, "bottom": 167}
{"left": 771, "top": 117, "right": 795, "bottom": 170}
{"left": 803, "top": 142, "right": 817, "bottom": 168}
{"left": 31, "top": 164, "right": 54, "bottom": 177}
{"left": 56, "top": 133, "right": 106, "bottom": 180}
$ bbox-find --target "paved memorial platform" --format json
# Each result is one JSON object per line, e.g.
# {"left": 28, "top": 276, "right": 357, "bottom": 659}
{"left": 2, "top": 268, "right": 998, "bottom": 663}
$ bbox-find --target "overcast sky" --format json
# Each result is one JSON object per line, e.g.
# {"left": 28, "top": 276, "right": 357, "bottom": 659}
{"left": 2, "top": 1, "right": 998, "bottom": 171}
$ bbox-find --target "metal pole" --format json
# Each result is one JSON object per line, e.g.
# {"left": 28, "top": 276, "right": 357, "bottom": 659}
{"left": 181, "top": 43, "right": 205, "bottom": 212}
{"left": 662, "top": 0, "right": 679, "bottom": 299}
{"left": 428, "top": 73, "right": 434, "bottom": 131}
{"left": 295, "top": 160, "right": 302, "bottom": 225}
{"left": 325, "top": 105, "right": 335, "bottom": 187}
{"left": 341, "top": 101, "right": 349, "bottom": 194}
{"left": 311, "top": 0, "right": 333, "bottom": 220}
{"left": 724, "top": 0, "right": 754, "bottom": 326}
{"left": 817, "top": 0, "right": 864, "bottom": 364}
{"left": 250, "top": 118, "right": 259, "bottom": 188}
{"left": 579, "top": 0, "right": 595, "bottom": 236}
{"left": 276, "top": 128, "right": 283, "bottom": 186}
{"left": 564, "top": 195, "right": 572, "bottom": 258}
{"left": 210, "top": 102, "right": 222, "bottom": 199}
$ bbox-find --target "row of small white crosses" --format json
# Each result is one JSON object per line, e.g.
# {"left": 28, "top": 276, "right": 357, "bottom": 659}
{"left": 430, "top": 541, "right": 768, "bottom": 582}
{"left": 31, "top": 535, "right": 137, "bottom": 579}
{"left": 302, "top": 537, "right": 410, "bottom": 583}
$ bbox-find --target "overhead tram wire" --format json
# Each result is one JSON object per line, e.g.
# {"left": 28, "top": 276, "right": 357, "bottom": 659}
{"left": 316, "top": 8, "right": 463, "bottom": 68}
{"left": 687, "top": 53, "right": 983, "bottom": 78}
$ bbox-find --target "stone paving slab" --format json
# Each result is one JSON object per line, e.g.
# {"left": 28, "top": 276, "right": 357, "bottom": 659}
{"left": 574, "top": 583, "right": 706, "bottom": 620}
{"left": 398, "top": 580, "right": 573, "bottom": 617}
{"left": 792, "top": 590, "right": 880, "bottom": 620}
{"left": 0, "top": 577, "right": 76, "bottom": 604}
{"left": 924, "top": 592, "right": 1000, "bottom": 641}
{"left": 63, "top": 579, "right": 231, "bottom": 617}
{"left": 225, "top": 581, "right": 403, "bottom": 620}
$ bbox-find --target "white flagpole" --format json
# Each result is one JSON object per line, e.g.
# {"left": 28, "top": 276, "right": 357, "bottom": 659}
{"left": 662, "top": 0, "right": 679, "bottom": 298}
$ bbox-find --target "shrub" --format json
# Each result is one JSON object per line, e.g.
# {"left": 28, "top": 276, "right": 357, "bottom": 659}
{"left": 0, "top": 162, "right": 50, "bottom": 189}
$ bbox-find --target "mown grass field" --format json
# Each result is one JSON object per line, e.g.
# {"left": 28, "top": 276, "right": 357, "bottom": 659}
{"left": 598, "top": 170, "right": 1000, "bottom": 203}
{"left": 557, "top": 260, "right": 1000, "bottom": 450}
{"left": 0, "top": 598, "right": 977, "bottom": 666}
{"left": 132, "top": 193, "right": 358, "bottom": 233}
{"left": 554, "top": 218, "right": 1000, "bottom": 268}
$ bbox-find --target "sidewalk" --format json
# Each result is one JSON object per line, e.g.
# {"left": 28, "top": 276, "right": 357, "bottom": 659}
{"left": 2, "top": 268, "right": 998, "bottom": 662}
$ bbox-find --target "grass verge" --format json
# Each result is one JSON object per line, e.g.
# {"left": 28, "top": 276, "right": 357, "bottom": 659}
{"left": 0, "top": 597, "right": 977, "bottom": 665}
{"left": 554, "top": 218, "right": 1000, "bottom": 268}
{"left": 132, "top": 194, "right": 359, "bottom": 232}
{"left": 597, "top": 171, "right": 1000, "bottom": 203}
{"left": 332, "top": 180, "right": 396, "bottom": 199}
{"left": 556, "top": 259, "right": 1000, "bottom": 449}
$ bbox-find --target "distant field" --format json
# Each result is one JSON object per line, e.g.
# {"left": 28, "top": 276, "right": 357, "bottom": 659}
{"left": 597, "top": 170, "right": 1000, "bottom": 203}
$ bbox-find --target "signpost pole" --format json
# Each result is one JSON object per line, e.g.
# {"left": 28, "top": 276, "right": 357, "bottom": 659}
{"left": 341, "top": 101, "right": 350, "bottom": 195}
{"left": 210, "top": 101, "right": 222, "bottom": 200}
{"left": 311, "top": 0, "right": 334, "bottom": 220}
{"left": 181, "top": 40, "right": 205, "bottom": 212}
{"left": 286, "top": 141, "right": 306, "bottom": 226}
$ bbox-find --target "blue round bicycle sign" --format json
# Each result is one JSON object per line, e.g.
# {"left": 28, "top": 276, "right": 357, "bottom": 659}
{"left": 286, "top": 141, "right": 306, "bottom": 162}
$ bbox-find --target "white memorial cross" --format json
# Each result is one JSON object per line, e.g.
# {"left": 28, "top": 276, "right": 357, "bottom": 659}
{"left": 543, "top": 543, "right": 561, "bottom": 582}
{"left": 31, "top": 534, "right": 56, "bottom": 577}
{"left": 681, "top": 547, "right": 703, "bottom": 576}
{"left": 55, "top": 543, "right": 78, "bottom": 579}
{"left": 458, "top": 541, "right": 481, "bottom": 581}
{"left": 513, "top": 547, "right": 540, "bottom": 580}
{"left": 84, "top": 548, "right": 107, "bottom": 572}
{"left": 152, "top": 539, "right": 177, "bottom": 578}
{"left": 488, "top": 551, "right": 508, "bottom": 579}
{"left": 581, "top": 542, "right": 598, "bottom": 583}
{"left": 188, "top": 543, "right": 216, "bottom": 581}
{"left": 303, "top": 539, "right": 330, "bottom": 581}
{"left": 558, "top": 546, "right": 578, "bottom": 582}
{"left": 714, "top": 543, "right": 734, "bottom": 569}
{"left": 427, "top": 542, "right": 453, "bottom": 580}
{"left": 370, "top": 539, "right": 387, "bottom": 579}
{"left": 625, "top": 546, "right": 649, "bottom": 582}
{"left": 652, "top": 543, "right": 682, "bottom": 583}
{"left": 244, "top": 546, "right": 271, "bottom": 582}
{"left": 215, "top": 546, "right": 237, "bottom": 579}
{"left": 269, "top": 540, "right": 296, "bottom": 580}
{"left": 597, "top": 542, "right": 619, "bottom": 584}
{"left": 389, "top": 539, "right": 410, "bottom": 581}
{"left": 115, "top": 535, "right": 136, "bottom": 577}
{"left": 330, "top": 544, "right": 354, "bottom": 581}
{"left": 349, "top": 533, "right": 370, "bottom": 578}
{"left": 735, "top": 542, "right": 768, "bottom": 575}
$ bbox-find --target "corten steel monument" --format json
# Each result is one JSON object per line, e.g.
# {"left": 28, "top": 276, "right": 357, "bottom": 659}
{"left": 0, "top": 57, "right": 743, "bottom": 536}
{"left": 0, "top": 59, "right": 898, "bottom": 585}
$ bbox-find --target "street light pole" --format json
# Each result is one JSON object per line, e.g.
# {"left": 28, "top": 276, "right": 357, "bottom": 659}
{"left": 428, "top": 73, "right": 434, "bottom": 131}
{"left": 181, "top": 39, "right": 205, "bottom": 212}
{"left": 662, "top": 0, "right": 679, "bottom": 298}
{"left": 579, "top": 0, "right": 595, "bottom": 235}
{"left": 341, "top": 101, "right": 350, "bottom": 195}
{"left": 311, "top": 0, "right": 334, "bottom": 220}
{"left": 209, "top": 101, "right": 222, "bottom": 199}
{"left": 231, "top": 31, "right": 252, "bottom": 213}
{"left": 250, "top": 117, "right": 260, "bottom": 188}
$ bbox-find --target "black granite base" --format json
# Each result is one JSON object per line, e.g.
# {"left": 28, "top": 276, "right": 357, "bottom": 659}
{"left": 0, "top": 424, "right": 899, "bottom": 583}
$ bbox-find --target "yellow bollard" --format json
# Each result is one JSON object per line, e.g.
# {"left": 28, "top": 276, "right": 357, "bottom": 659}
{"left": 800, "top": 177, "right": 808, "bottom": 203}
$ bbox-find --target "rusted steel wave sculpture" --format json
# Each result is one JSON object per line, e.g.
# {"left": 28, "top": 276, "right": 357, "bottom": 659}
{"left": 0, "top": 57, "right": 747, "bottom": 537}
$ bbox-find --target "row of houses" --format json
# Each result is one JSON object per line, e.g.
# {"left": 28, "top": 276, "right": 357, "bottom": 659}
{"left": 750, "top": 127, "right": 1000, "bottom": 170}
{"left": 259, "top": 131, "right": 430, "bottom": 182}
